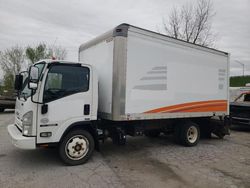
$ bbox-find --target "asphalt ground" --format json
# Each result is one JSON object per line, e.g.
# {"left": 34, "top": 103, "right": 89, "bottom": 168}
{"left": 0, "top": 111, "right": 249, "bottom": 188}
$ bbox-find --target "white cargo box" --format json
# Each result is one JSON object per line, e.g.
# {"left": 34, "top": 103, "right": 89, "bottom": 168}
{"left": 79, "top": 24, "right": 229, "bottom": 121}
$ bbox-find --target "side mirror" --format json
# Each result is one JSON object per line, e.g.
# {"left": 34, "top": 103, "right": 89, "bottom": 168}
{"left": 14, "top": 74, "right": 23, "bottom": 91}
{"left": 29, "top": 66, "right": 39, "bottom": 83}
{"left": 28, "top": 66, "right": 39, "bottom": 90}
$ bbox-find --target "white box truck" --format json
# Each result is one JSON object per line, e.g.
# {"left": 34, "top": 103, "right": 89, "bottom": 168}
{"left": 8, "top": 24, "right": 230, "bottom": 165}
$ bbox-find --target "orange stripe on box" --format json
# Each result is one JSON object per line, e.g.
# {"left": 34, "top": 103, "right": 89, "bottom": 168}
{"left": 161, "top": 102, "right": 227, "bottom": 113}
{"left": 144, "top": 100, "right": 227, "bottom": 113}
{"left": 166, "top": 103, "right": 227, "bottom": 113}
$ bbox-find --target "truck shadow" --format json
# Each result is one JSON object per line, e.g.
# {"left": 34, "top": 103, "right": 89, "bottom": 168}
{"left": 100, "top": 134, "right": 221, "bottom": 156}
{"left": 6, "top": 135, "right": 176, "bottom": 167}
{"left": 7, "top": 134, "right": 227, "bottom": 167}
{"left": 7, "top": 148, "right": 62, "bottom": 167}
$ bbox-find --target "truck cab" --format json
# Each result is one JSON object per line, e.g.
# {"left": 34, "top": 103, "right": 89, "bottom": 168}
{"left": 8, "top": 60, "right": 98, "bottom": 165}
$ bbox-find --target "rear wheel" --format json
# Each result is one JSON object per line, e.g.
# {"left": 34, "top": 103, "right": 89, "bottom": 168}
{"left": 59, "top": 129, "right": 94, "bottom": 166}
{"left": 179, "top": 122, "right": 200, "bottom": 146}
{"left": 0, "top": 108, "right": 4, "bottom": 112}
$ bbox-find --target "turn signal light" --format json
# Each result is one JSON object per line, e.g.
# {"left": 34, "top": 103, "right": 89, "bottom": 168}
{"left": 40, "top": 132, "right": 52, "bottom": 137}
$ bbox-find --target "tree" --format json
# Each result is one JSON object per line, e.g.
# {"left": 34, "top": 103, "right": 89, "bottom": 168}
{"left": 48, "top": 45, "right": 67, "bottom": 60}
{"left": 26, "top": 43, "right": 67, "bottom": 64}
{"left": 26, "top": 43, "right": 50, "bottom": 64}
{"left": 2, "top": 72, "right": 14, "bottom": 92}
{"left": 162, "top": 0, "right": 216, "bottom": 47}
{"left": 0, "top": 46, "right": 25, "bottom": 92}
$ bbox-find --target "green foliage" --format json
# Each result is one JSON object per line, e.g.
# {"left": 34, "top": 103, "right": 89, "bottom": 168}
{"left": 230, "top": 76, "right": 250, "bottom": 87}
{"left": 3, "top": 72, "right": 14, "bottom": 92}
{"left": 25, "top": 43, "right": 67, "bottom": 64}
{"left": 26, "top": 43, "right": 51, "bottom": 64}
{"left": 0, "top": 85, "right": 3, "bottom": 95}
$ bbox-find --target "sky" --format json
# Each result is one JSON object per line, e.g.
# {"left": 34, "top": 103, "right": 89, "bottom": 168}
{"left": 0, "top": 0, "right": 249, "bottom": 77}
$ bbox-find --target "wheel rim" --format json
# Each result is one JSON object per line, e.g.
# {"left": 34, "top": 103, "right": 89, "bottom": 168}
{"left": 65, "top": 135, "right": 89, "bottom": 160}
{"left": 187, "top": 126, "right": 198, "bottom": 143}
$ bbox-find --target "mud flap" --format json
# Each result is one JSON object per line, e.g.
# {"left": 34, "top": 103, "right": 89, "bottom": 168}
{"left": 212, "top": 116, "right": 231, "bottom": 139}
{"left": 112, "top": 128, "right": 126, "bottom": 145}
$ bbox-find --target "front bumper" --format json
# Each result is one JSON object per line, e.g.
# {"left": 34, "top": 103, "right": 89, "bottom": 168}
{"left": 7, "top": 124, "right": 36, "bottom": 149}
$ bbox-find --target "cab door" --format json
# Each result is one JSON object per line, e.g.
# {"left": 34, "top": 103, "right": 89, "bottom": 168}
{"left": 36, "top": 63, "right": 92, "bottom": 144}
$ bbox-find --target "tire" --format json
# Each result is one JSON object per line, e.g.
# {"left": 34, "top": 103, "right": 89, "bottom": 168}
{"left": 179, "top": 122, "right": 200, "bottom": 147}
{"left": 144, "top": 130, "right": 161, "bottom": 137}
{"left": 0, "top": 108, "right": 4, "bottom": 112}
{"left": 59, "top": 129, "right": 95, "bottom": 166}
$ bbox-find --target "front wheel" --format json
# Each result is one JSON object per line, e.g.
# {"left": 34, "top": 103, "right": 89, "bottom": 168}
{"left": 59, "top": 129, "right": 94, "bottom": 166}
{"left": 179, "top": 122, "right": 200, "bottom": 147}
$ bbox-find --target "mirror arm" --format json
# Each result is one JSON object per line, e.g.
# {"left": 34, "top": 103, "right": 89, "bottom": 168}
{"left": 18, "top": 90, "right": 21, "bottom": 100}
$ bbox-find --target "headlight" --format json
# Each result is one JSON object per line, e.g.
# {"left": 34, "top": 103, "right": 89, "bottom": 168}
{"left": 22, "top": 111, "right": 33, "bottom": 136}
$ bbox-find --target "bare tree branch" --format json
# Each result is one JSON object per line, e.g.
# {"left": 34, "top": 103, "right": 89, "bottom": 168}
{"left": 48, "top": 45, "right": 67, "bottom": 60}
{"left": 163, "top": 7, "right": 182, "bottom": 39}
{"left": 162, "top": 0, "right": 216, "bottom": 47}
{"left": 0, "top": 45, "right": 24, "bottom": 76}
{"left": 0, "top": 45, "right": 25, "bottom": 91}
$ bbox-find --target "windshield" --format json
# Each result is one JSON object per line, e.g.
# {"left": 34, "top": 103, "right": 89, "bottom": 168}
{"left": 20, "top": 63, "right": 45, "bottom": 99}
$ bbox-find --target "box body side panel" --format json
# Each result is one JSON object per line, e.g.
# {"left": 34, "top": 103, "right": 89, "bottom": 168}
{"left": 125, "top": 29, "right": 229, "bottom": 119}
{"left": 79, "top": 39, "right": 114, "bottom": 115}
{"left": 79, "top": 25, "right": 229, "bottom": 121}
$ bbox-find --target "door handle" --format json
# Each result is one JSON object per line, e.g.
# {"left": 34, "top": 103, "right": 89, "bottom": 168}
{"left": 41, "top": 104, "right": 48, "bottom": 114}
{"left": 84, "top": 104, "right": 90, "bottom": 115}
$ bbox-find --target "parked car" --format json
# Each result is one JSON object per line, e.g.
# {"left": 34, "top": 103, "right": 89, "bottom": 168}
{"left": 0, "top": 92, "right": 16, "bottom": 112}
{"left": 230, "top": 92, "right": 250, "bottom": 126}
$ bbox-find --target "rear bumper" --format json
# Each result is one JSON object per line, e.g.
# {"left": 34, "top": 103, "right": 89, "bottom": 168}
{"left": 7, "top": 124, "right": 36, "bottom": 149}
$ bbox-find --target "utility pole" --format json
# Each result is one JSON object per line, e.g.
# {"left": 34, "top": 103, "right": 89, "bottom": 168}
{"left": 235, "top": 60, "right": 245, "bottom": 76}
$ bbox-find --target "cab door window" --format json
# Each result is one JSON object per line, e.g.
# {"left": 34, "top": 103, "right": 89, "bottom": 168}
{"left": 43, "top": 65, "right": 89, "bottom": 103}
